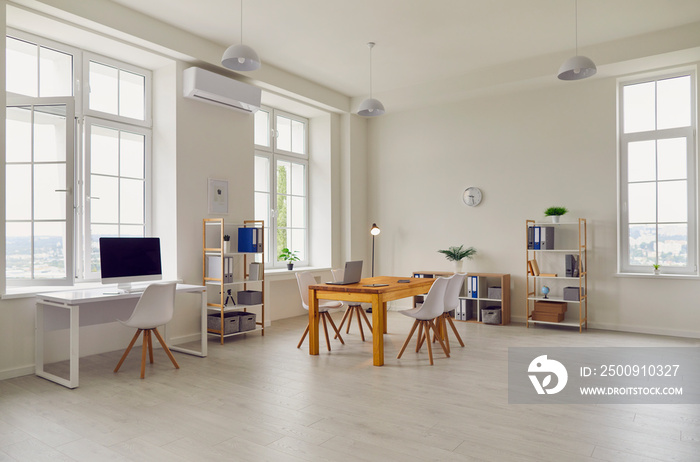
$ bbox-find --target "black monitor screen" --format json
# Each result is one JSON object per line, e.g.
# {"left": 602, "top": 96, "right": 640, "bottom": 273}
{"left": 99, "top": 237, "right": 162, "bottom": 283}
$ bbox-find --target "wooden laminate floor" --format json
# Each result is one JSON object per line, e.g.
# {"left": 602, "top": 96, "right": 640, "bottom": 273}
{"left": 1, "top": 312, "right": 699, "bottom": 461}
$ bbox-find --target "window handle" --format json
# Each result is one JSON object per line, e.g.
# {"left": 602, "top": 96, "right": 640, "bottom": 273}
{"left": 88, "top": 196, "right": 100, "bottom": 200}
{"left": 54, "top": 187, "right": 72, "bottom": 193}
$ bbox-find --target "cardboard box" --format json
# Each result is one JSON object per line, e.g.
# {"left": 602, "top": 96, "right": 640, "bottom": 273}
{"left": 533, "top": 300, "right": 567, "bottom": 314}
{"left": 531, "top": 310, "right": 565, "bottom": 322}
{"left": 237, "top": 290, "right": 262, "bottom": 305}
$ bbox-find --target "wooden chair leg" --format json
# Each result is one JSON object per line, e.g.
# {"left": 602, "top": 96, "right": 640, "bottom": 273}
{"left": 424, "top": 321, "right": 434, "bottom": 365}
{"left": 152, "top": 327, "right": 180, "bottom": 369}
{"left": 114, "top": 329, "right": 142, "bottom": 373}
{"left": 140, "top": 330, "right": 148, "bottom": 379}
{"left": 441, "top": 315, "right": 451, "bottom": 355}
{"left": 446, "top": 315, "right": 465, "bottom": 347}
{"left": 358, "top": 306, "right": 373, "bottom": 331}
{"left": 345, "top": 308, "right": 353, "bottom": 333}
{"left": 416, "top": 322, "right": 426, "bottom": 352}
{"left": 355, "top": 307, "right": 366, "bottom": 342}
{"left": 430, "top": 319, "right": 450, "bottom": 358}
{"left": 325, "top": 312, "right": 344, "bottom": 344}
{"left": 147, "top": 329, "right": 154, "bottom": 364}
{"left": 297, "top": 323, "right": 310, "bottom": 348}
{"left": 397, "top": 320, "right": 420, "bottom": 359}
{"left": 321, "top": 312, "right": 331, "bottom": 351}
{"left": 335, "top": 307, "right": 352, "bottom": 338}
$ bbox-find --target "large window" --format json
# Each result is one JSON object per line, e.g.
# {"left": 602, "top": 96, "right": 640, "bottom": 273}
{"left": 254, "top": 107, "right": 308, "bottom": 268}
{"left": 618, "top": 71, "right": 697, "bottom": 275}
{"left": 5, "top": 31, "right": 152, "bottom": 287}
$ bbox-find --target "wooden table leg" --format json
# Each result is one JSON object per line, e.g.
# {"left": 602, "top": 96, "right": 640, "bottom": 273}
{"left": 308, "top": 288, "right": 319, "bottom": 355}
{"left": 372, "top": 295, "right": 384, "bottom": 366}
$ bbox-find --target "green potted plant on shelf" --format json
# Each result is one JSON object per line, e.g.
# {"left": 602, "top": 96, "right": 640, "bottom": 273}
{"left": 437, "top": 245, "right": 476, "bottom": 273}
{"left": 653, "top": 263, "right": 660, "bottom": 275}
{"left": 279, "top": 247, "right": 300, "bottom": 270}
{"left": 544, "top": 206, "right": 568, "bottom": 223}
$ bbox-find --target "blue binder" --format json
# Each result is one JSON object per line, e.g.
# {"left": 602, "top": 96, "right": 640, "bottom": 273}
{"left": 237, "top": 227, "right": 257, "bottom": 253}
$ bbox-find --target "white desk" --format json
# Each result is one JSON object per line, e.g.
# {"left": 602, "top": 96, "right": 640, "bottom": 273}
{"left": 35, "top": 283, "right": 207, "bottom": 388}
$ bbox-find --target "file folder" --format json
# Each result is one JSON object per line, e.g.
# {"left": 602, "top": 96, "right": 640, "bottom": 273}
{"left": 238, "top": 227, "right": 257, "bottom": 252}
{"left": 533, "top": 226, "right": 541, "bottom": 250}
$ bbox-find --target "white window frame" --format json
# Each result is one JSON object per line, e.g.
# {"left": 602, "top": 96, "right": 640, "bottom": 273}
{"left": 618, "top": 69, "right": 698, "bottom": 275}
{"left": 254, "top": 106, "right": 309, "bottom": 269}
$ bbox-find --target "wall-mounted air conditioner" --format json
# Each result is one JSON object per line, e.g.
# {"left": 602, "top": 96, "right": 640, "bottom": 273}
{"left": 183, "top": 66, "right": 261, "bottom": 114}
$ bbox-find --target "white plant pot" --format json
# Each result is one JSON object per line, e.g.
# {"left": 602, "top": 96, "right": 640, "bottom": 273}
{"left": 454, "top": 260, "right": 464, "bottom": 273}
{"left": 551, "top": 215, "right": 560, "bottom": 224}
{"left": 223, "top": 241, "right": 230, "bottom": 254}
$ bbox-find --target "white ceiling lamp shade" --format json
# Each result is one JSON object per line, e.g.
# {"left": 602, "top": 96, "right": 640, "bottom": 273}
{"left": 357, "top": 42, "right": 385, "bottom": 117}
{"left": 558, "top": 0, "right": 596, "bottom": 81}
{"left": 221, "top": 0, "right": 261, "bottom": 72}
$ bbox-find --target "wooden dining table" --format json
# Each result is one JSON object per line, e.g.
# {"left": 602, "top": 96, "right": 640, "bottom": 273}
{"left": 308, "top": 276, "right": 436, "bottom": 366}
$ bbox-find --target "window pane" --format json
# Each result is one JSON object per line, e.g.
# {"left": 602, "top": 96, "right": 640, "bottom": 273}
{"left": 6, "top": 37, "right": 38, "bottom": 96}
{"left": 89, "top": 61, "right": 119, "bottom": 114}
{"left": 120, "top": 131, "right": 145, "bottom": 179}
{"left": 290, "top": 228, "right": 306, "bottom": 261}
{"left": 657, "top": 76, "right": 691, "bottom": 130}
{"left": 6, "top": 106, "right": 32, "bottom": 163}
{"left": 120, "top": 178, "right": 144, "bottom": 224}
{"left": 34, "top": 221, "right": 66, "bottom": 279}
{"left": 277, "top": 161, "right": 290, "bottom": 195}
{"left": 119, "top": 69, "right": 145, "bottom": 120}
{"left": 255, "top": 156, "right": 269, "bottom": 192}
{"left": 276, "top": 228, "right": 290, "bottom": 260}
{"left": 658, "top": 224, "right": 687, "bottom": 266}
{"left": 254, "top": 110, "right": 270, "bottom": 147}
{"left": 91, "top": 125, "right": 119, "bottom": 176}
{"left": 119, "top": 225, "right": 144, "bottom": 236}
{"left": 276, "top": 116, "right": 291, "bottom": 152}
{"left": 90, "top": 224, "right": 118, "bottom": 274}
{"left": 6, "top": 222, "right": 32, "bottom": 279}
{"left": 276, "top": 195, "right": 288, "bottom": 228}
{"left": 628, "top": 224, "right": 656, "bottom": 266}
{"left": 628, "top": 182, "right": 656, "bottom": 223}
{"left": 657, "top": 138, "right": 687, "bottom": 181}
{"left": 91, "top": 175, "right": 119, "bottom": 223}
{"left": 39, "top": 47, "right": 73, "bottom": 97}
{"left": 6, "top": 165, "right": 31, "bottom": 220}
{"left": 254, "top": 192, "right": 269, "bottom": 224}
{"left": 34, "top": 107, "right": 67, "bottom": 162}
{"left": 291, "top": 120, "right": 304, "bottom": 154}
{"left": 657, "top": 180, "right": 687, "bottom": 223}
{"left": 291, "top": 163, "right": 305, "bottom": 195}
{"left": 627, "top": 140, "right": 655, "bottom": 182}
{"left": 291, "top": 196, "right": 305, "bottom": 228}
{"left": 623, "top": 81, "right": 655, "bottom": 134}
{"left": 34, "top": 164, "right": 66, "bottom": 220}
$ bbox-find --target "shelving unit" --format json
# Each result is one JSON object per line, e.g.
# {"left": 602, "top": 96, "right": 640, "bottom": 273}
{"left": 526, "top": 218, "right": 587, "bottom": 332}
{"left": 203, "top": 218, "right": 265, "bottom": 344}
{"left": 412, "top": 271, "right": 510, "bottom": 325}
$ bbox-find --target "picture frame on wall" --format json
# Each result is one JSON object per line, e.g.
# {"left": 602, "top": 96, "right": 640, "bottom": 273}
{"left": 208, "top": 178, "right": 228, "bottom": 214}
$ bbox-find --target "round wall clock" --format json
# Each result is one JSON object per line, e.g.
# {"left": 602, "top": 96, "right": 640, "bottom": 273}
{"left": 462, "top": 187, "right": 483, "bottom": 207}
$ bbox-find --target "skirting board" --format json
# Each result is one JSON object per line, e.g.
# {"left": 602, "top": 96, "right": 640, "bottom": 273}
{"left": 511, "top": 316, "right": 700, "bottom": 339}
{"left": 0, "top": 365, "right": 36, "bottom": 381}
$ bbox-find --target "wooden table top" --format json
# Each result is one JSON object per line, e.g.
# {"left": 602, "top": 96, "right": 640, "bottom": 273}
{"left": 309, "top": 276, "right": 435, "bottom": 294}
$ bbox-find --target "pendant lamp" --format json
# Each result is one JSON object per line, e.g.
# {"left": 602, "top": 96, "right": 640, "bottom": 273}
{"left": 558, "top": 0, "right": 596, "bottom": 81}
{"left": 357, "top": 42, "right": 385, "bottom": 117}
{"left": 222, "top": 0, "right": 261, "bottom": 72}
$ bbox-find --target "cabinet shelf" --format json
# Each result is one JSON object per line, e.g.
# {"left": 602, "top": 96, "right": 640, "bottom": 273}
{"left": 203, "top": 218, "right": 265, "bottom": 344}
{"left": 526, "top": 218, "right": 587, "bottom": 332}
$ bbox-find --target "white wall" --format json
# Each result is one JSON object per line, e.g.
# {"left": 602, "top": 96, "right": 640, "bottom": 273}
{"left": 367, "top": 69, "right": 700, "bottom": 337}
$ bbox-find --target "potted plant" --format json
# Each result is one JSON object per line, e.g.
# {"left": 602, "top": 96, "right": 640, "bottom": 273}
{"left": 223, "top": 235, "right": 231, "bottom": 253}
{"left": 653, "top": 263, "right": 660, "bottom": 275}
{"left": 437, "top": 245, "right": 476, "bottom": 272}
{"left": 279, "top": 247, "right": 300, "bottom": 270}
{"left": 544, "top": 206, "right": 568, "bottom": 223}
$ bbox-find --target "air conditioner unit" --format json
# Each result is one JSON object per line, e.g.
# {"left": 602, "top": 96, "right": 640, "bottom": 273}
{"left": 183, "top": 67, "right": 261, "bottom": 114}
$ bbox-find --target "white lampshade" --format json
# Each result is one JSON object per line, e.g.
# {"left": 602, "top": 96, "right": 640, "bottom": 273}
{"left": 358, "top": 98, "right": 385, "bottom": 117}
{"left": 557, "top": 55, "right": 596, "bottom": 81}
{"left": 222, "top": 43, "right": 261, "bottom": 72}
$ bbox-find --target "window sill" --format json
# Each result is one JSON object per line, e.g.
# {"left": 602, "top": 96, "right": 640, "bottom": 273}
{"left": 265, "top": 266, "right": 331, "bottom": 281}
{"left": 615, "top": 272, "right": 700, "bottom": 280}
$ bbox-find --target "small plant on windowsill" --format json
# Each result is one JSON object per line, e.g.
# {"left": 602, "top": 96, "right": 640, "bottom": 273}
{"left": 278, "top": 248, "right": 300, "bottom": 270}
{"left": 544, "top": 206, "right": 568, "bottom": 223}
{"left": 653, "top": 264, "right": 660, "bottom": 275}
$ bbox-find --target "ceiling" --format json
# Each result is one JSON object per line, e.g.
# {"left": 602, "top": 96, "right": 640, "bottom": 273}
{"left": 105, "top": 0, "right": 700, "bottom": 99}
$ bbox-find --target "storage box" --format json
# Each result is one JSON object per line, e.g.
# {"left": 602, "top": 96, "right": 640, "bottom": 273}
{"left": 237, "top": 290, "right": 262, "bottom": 305}
{"left": 563, "top": 286, "right": 583, "bottom": 301}
{"left": 533, "top": 300, "right": 567, "bottom": 314}
{"left": 487, "top": 287, "right": 502, "bottom": 299}
{"left": 207, "top": 312, "right": 239, "bottom": 334}
{"left": 481, "top": 306, "right": 502, "bottom": 325}
{"left": 230, "top": 311, "right": 257, "bottom": 332}
{"left": 531, "top": 310, "right": 565, "bottom": 322}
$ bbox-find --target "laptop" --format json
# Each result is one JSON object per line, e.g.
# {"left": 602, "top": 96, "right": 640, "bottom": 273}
{"left": 326, "top": 260, "right": 363, "bottom": 285}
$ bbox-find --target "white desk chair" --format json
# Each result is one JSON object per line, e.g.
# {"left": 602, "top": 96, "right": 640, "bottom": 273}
{"left": 434, "top": 273, "right": 467, "bottom": 354}
{"left": 331, "top": 268, "right": 373, "bottom": 341}
{"left": 114, "top": 282, "right": 180, "bottom": 379}
{"left": 296, "top": 272, "right": 345, "bottom": 351}
{"left": 396, "top": 277, "right": 450, "bottom": 365}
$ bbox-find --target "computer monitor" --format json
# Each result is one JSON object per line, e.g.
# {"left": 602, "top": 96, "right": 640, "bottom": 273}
{"left": 99, "top": 237, "right": 162, "bottom": 291}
